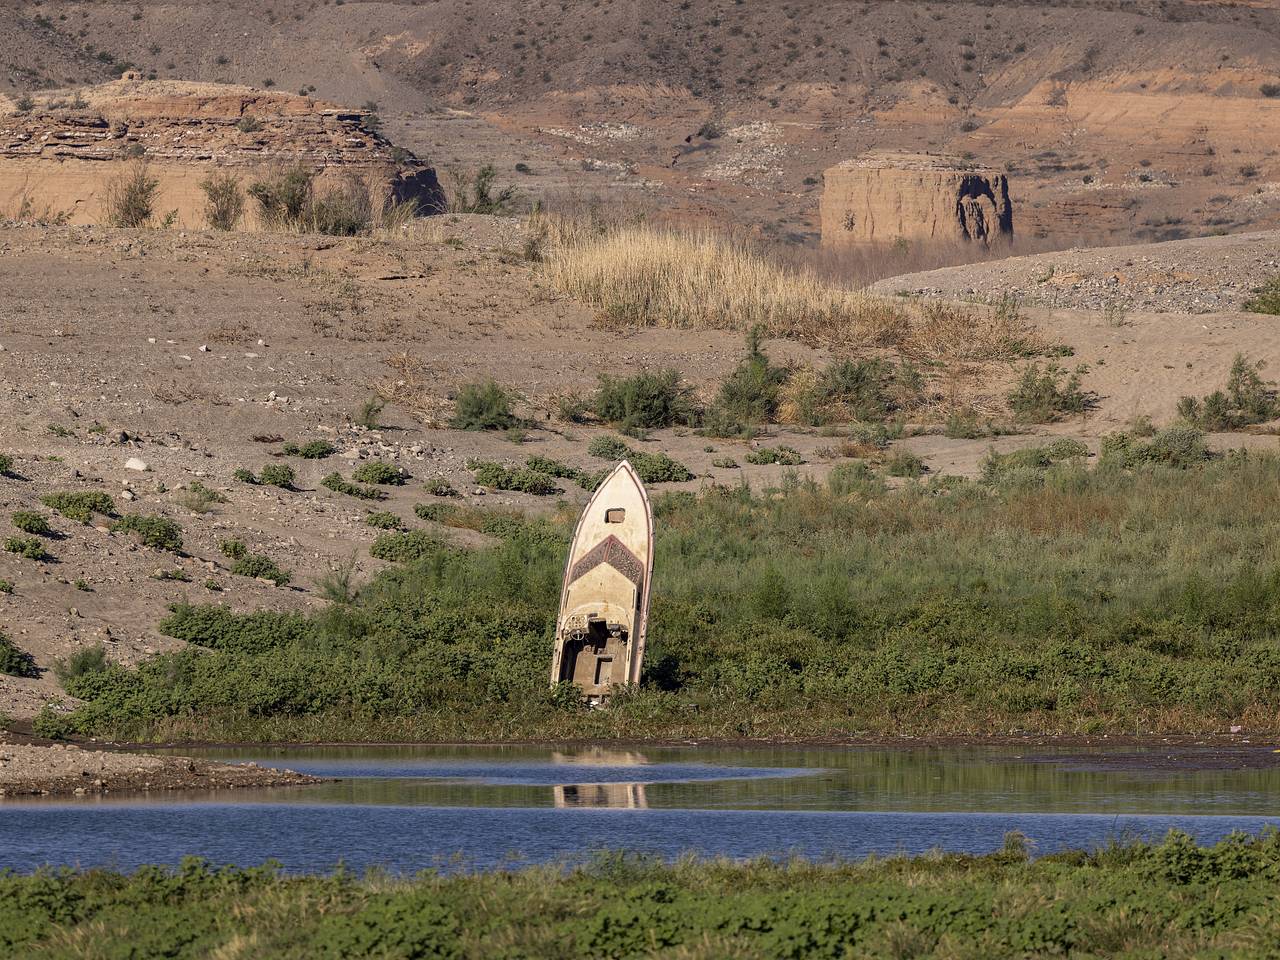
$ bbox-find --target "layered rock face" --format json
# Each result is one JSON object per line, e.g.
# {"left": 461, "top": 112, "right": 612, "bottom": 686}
{"left": 821, "top": 154, "right": 1013, "bottom": 248}
{"left": 0, "top": 79, "right": 444, "bottom": 226}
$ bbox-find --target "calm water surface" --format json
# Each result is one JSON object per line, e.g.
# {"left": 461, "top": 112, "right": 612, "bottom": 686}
{"left": 3, "top": 744, "right": 1280, "bottom": 873}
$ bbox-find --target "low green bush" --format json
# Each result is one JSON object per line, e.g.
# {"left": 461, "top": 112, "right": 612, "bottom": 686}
{"left": 702, "top": 327, "right": 788, "bottom": 436}
{"left": 424, "top": 479, "right": 459, "bottom": 498}
{"left": 52, "top": 645, "right": 109, "bottom": 687}
{"left": 587, "top": 435, "right": 632, "bottom": 460}
{"left": 232, "top": 468, "right": 258, "bottom": 484}
{"left": 258, "top": 463, "right": 296, "bottom": 489}
{"left": 365, "top": 511, "right": 404, "bottom": 530}
{"left": 4, "top": 536, "right": 49, "bottom": 561}
{"left": 414, "top": 503, "right": 458, "bottom": 523}
{"left": 1177, "top": 354, "right": 1278, "bottom": 430}
{"left": 592, "top": 369, "right": 696, "bottom": 432}
{"left": 282, "top": 440, "right": 336, "bottom": 459}
{"left": 469, "top": 461, "right": 559, "bottom": 495}
{"left": 112, "top": 514, "right": 183, "bottom": 552}
{"left": 885, "top": 450, "right": 925, "bottom": 477}
{"left": 1006, "top": 363, "right": 1090, "bottom": 422}
{"left": 352, "top": 461, "right": 406, "bottom": 485}
{"left": 0, "top": 453, "right": 12, "bottom": 476}
{"left": 220, "top": 539, "right": 290, "bottom": 585}
{"left": 0, "top": 632, "right": 37, "bottom": 678}
{"left": 1243, "top": 276, "right": 1280, "bottom": 315}
{"left": 370, "top": 530, "right": 446, "bottom": 562}
{"left": 586, "top": 437, "right": 694, "bottom": 482}
{"left": 745, "top": 446, "right": 803, "bottom": 466}
{"left": 451, "top": 380, "right": 519, "bottom": 431}
{"left": 11, "top": 511, "right": 52, "bottom": 536}
{"left": 1101, "top": 426, "right": 1210, "bottom": 470}
{"left": 40, "top": 491, "right": 115, "bottom": 523}
{"left": 525, "top": 455, "right": 603, "bottom": 491}
{"left": 321, "top": 472, "right": 388, "bottom": 501}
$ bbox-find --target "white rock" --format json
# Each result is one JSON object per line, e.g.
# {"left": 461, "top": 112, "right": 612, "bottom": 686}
{"left": 125, "top": 458, "right": 150, "bottom": 472}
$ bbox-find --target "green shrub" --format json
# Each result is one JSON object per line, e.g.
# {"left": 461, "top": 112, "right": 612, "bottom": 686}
{"left": 173, "top": 481, "right": 228, "bottom": 513}
{"left": 790, "top": 359, "right": 924, "bottom": 426}
{"left": 0, "top": 454, "right": 13, "bottom": 475}
{"left": 354, "top": 396, "right": 385, "bottom": 430}
{"left": 414, "top": 503, "right": 458, "bottom": 523}
{"left": 112, "top": 514, "right": 183, "bottom": 552}
{"left": 703, "top": 327, "right": 789, "bottom": 436}
{"left": 525, "top": 455, "right": 601, "bottom": 490}
{"left": 219, "top": 538, "right": 248, "bottom": 561}
{"left": 11, "top": 511, "right": 52, "bottom": 536}
{"left": 886, "top": 450, "right": 926, "bottom": 477}
{"left": 0, "top": 632, "right": 37, "bottom": 678}
{"left": 102, "top": 161, "right": 159, "bottom": 227}
{"left": 1101, "top": 426, "right": 1210, "bottom": 470}
{"left": 231, "top": 553, "right": 291, "bottom": 586}
{"left": 370, "top": 530, "right": 445, "bottom": 562}
{"left": 469, "top": 461, "right": 559, "bottom": 495}
{"left": 4, "top": 536, "right": 49, "bottom": 561}
{"left": 1044, "top": 437, "right": 1090, "bottom": 460}
{"left": 592, "top": 369, "right": 696, "bottom": 432}
{"left": 199, "top": 170, "right": 244, "bottom": 230}
{"left": 321, "top": 472, "right": 387, "bottom": 501}
{"left": 711, "top": 457, "right": 739, "bottom": 468}
{"left": 52, "top": 645, "right": 109, "bottom": 686}
{"left": 1007, "top": 363, "right": 1090, "bottom": 422}
{"left": 424, "top": 479, "right": 459, "bottom": 498}
{"left": 827, "top": 461, "right": 885, "bottom": 497}
{"left": 746, "top": 446, "right": 803, "bottom": 466}
{"left": 233, "top": 468, "right": 258, "bottom": 484}
{"left": 587, "top": 435, "right": 632, "bottom": 460}
{"left": 1177, "top": 354, "right": 1278, "bottom": 430}
{"left": 41, "top": 491, "right": 115, "bottom": 523}
{"left": 451, "top": 380, "right": 518, "bottom": 431}
{"left": 258, "top": 463, "right": 296, "bottom": 489}
{"left": 365, "top": 511, "right": 404, "bottom": 530}
{"left": 1243, "top": 276, "right": 1280, "bottom": 315}
{"left": 0, "top": 579, "right": 12, "bottom": 594}
{"left": 282, "top": 440, "right": 336, "bottom": 459}
{"left": 352, "top": 461, "right": 406, "bottom": 485}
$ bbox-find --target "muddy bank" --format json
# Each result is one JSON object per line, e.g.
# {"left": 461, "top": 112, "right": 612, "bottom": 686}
{"left": 0, "top": 738, "right": 322, "bottom": 798}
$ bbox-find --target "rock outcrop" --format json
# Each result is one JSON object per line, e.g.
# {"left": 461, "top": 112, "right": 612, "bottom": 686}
{"left": 0, "top": 79, "right": 444, "bottom": 226}
{"left": 821, "top": 153, "right": 1013, "bottom": 248}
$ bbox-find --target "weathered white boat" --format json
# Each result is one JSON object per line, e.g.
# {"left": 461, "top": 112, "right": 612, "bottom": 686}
{"left": 551, "top": 460, "right": 654, "bottom": 705}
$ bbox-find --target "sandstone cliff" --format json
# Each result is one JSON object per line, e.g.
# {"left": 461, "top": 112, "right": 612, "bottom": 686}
{"left": 0, "top": 79, "right": 443, "bottom": 226}
{"left": 821, "top": 154, "right": 1013, "bottom": 249}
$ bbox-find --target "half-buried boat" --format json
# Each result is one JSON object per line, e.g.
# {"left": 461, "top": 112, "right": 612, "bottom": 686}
{"left": 551, "top": 460, "right": 654, "bottom": 705}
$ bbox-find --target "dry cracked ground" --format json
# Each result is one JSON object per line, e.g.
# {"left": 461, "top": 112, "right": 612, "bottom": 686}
{"left": 3, "top": 216, "right": 1280, "bottom": 727}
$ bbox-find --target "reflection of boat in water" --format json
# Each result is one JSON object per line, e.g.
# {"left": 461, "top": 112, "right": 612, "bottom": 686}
{"left": 551, "top": 461, "right": 654, "bottom": 705}
{"left": 553, "top": 782, "right": 648, "bottom": 809}
{"left": 551, "top": 748, "right": 649, "bottom": 767}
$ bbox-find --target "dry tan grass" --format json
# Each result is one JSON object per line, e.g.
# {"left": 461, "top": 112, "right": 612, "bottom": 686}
{"left": 539, "top": 219, "right": 1047, "bottom": 374}
{"left": 378, "top": 351, "right": 453, "bottom": 427}
{"left": 540, "top": 221, "right": 906, "bottom": 347}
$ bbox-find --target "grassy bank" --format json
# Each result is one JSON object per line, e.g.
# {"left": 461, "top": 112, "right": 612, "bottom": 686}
{"left": 5, "top": 831, "right": 1280, "bottom": 958}
{"left": 36, "top": 446, "right": 1280, "bottom": 742}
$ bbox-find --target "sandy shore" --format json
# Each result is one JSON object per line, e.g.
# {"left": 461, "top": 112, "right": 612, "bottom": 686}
{"left": 0, "top": 737, "right": 321, "bottom": 798}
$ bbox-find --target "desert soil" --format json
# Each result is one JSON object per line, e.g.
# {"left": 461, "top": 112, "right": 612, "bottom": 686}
{"left": 2, "top": 216, "right": 1280, "bottom": 729}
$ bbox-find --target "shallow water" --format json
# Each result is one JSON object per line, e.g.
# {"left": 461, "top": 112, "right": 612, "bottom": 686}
{"left": 3, "top": 744, "right": 1280, "bottom": 873}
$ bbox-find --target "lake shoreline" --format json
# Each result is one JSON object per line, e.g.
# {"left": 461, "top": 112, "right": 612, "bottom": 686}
{"left": 0, "top": 735, "right": 325, "bottom": 799}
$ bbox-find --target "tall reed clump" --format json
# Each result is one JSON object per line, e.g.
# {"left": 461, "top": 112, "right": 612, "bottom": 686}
{"left": 101, "top": 161, "right": 160, "bottom": 227}
{"left": 541, "top": 221, "right": 905, "bottom": 346}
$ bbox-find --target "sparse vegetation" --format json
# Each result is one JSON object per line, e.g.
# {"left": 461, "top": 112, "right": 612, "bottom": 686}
{"left": 446, "top": 164, "right": 518, "bottom": 214}
{"left": 885, "top": 450, "right": 926, "bottom": 477}
{"left": 745, "top": 446, "right": 804, "bottom": 466}
{"left": 173, "top": 481, "right": 228, "bottom": 513}
{"left": 41, "top": 491, "right": 115, "bottom": 523}
{"left": 199, "top": 170, "right": 245, "bottom": 230}
{"left": 354, "top": 396, "right": 385, "bottom": 430}
{"left": 1006, "top": 363, "right": 1090, "bottom": 422}
{"left": 101, "top": 161, "right": 160, "bottom": 228}
{"left": 220, "top": 539, "right": 290, "bottom": 586}
{"left": 469, "top": 460, "right": 559, "bottom": 495}
{"left": 364, "top": 511, "right": 404, "bottom": 530}
{"left": 258, "top": 463, "right": 297, "bottom": 489}
{"left": 0, "top": 632, "right": 37, "bottom": 678}
{"left": 424, "top": 479, "right": 458, "bottom": 498}
{"left": 4, "top": 536, "right": 50, "bottom": 561}
{"left": 1243, "top": 276, "right": 1280, "bottom": 315}
{"left": 451, "top": 380, "right": 519, "bottom": 431}
{"left": 1177, "top": 354, "right": 1278, "bottom": 430}
{"left": 586, "top": 439, "right": 694, "bottom": 483}
{"left": 321, "top": 472, "right": 387, "bottom": 501}
{"left": 282, "top": 440, "right": 336, "bottom": 459}
{"left": 111, "top": 514, "right": 184, "bottom": 552}
{"left": 11, "top": 511, "right": 52, "bottom": 536}
{"left": 702, "top": 328, "right": 789, "bottom": 437}
{"left": 592, "top": 369, "right": 696, "bottom": 433}
{"left": 370, "top": 530, "right": 442, "bottom": 562}
{"left": 352, "top": 461, "right": 406, "bottom": 485}
{"left": 52, "top": 645, "right": 109, "bottom": 685}
{"left": 248, "top": 166, "right": 416, "bottom": 235}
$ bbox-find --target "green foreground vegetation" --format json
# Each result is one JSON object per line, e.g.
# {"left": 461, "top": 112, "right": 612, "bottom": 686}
{"left": 34, "top": 443, "right": 1280, "bottom": 742}
{"left": 5, "top": 831, "right": 1280, "bottom": 958}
